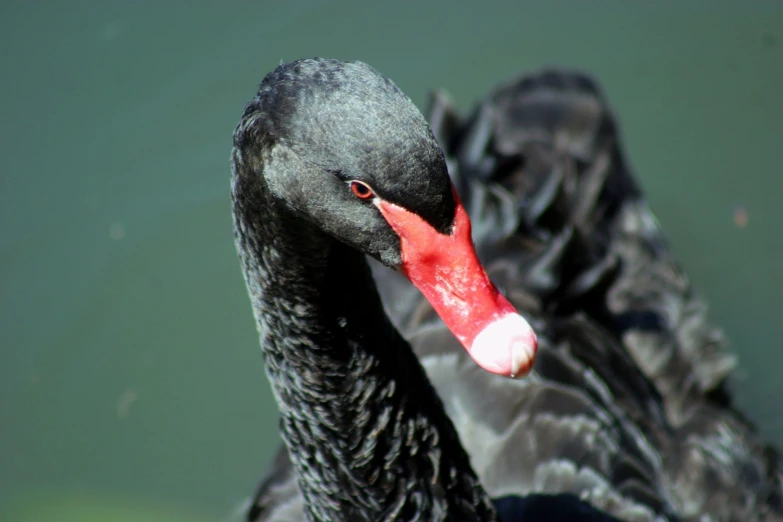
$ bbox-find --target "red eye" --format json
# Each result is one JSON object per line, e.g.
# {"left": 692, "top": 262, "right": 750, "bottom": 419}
{"left": 350, "top": 181, "right": 374, "bottom": 200}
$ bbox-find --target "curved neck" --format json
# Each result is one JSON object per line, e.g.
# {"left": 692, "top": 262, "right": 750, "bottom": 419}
{"left": 232, "top": 172, "right": 498, "bottom": 522}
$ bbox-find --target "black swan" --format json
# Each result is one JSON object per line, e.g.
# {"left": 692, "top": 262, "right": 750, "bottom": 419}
{"left": 233, "top": 59, "right": 782, "bottom": 521}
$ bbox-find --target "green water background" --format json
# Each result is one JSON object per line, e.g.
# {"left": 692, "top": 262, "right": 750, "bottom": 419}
{"left": 2, "top": 2, "right": 781, "bottom": 520}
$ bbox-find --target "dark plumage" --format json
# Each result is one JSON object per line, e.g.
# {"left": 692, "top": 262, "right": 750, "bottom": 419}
{"left": 431, "top": 69, "right": 782, "bottom": 520}
{"left": 234, "top": 59, "right": 782, "bottom": 522}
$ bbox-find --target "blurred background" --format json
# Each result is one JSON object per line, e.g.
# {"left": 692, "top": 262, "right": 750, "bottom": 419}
{"left": 1, "top": 1, "right": 781, "bottom": 520}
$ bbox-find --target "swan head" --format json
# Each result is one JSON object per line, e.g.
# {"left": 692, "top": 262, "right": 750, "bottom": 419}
{"left": 231, "top": 58, "right": 538, "bottom": 378}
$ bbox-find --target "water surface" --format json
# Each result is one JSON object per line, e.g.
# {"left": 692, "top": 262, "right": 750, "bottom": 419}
{"left": 1, "top": 2, "right": 781, "bottom": 519}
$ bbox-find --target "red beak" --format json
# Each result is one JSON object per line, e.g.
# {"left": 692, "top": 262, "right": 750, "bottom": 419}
{"left": 375, "top": 187, "right": 538, "bottom": 378}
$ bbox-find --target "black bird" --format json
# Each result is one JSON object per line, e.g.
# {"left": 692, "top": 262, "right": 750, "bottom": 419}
{"left": 233, "top": 59, "right": 782, "bottom": 522}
